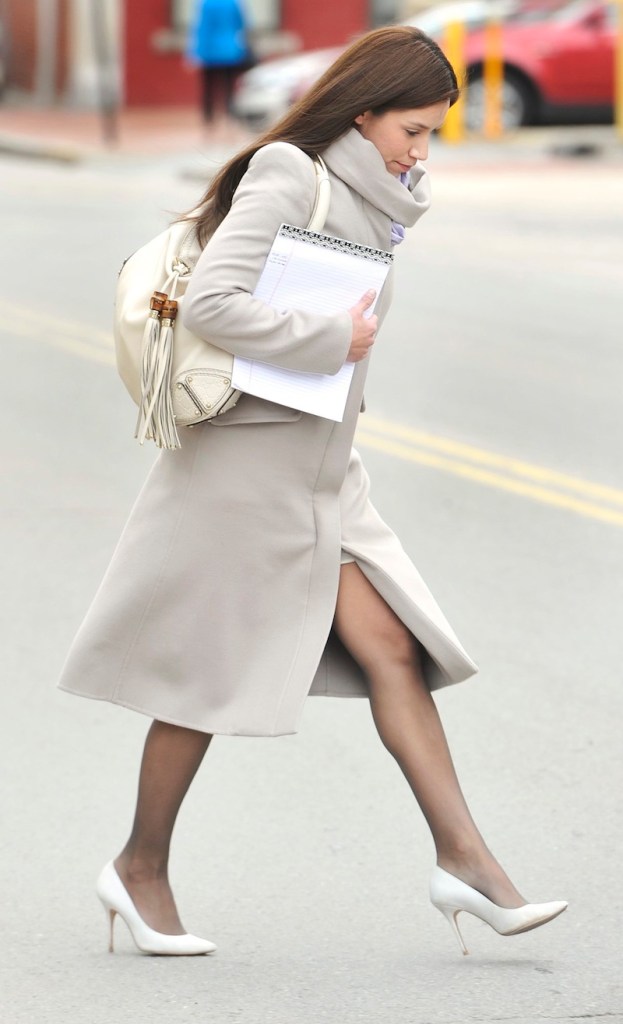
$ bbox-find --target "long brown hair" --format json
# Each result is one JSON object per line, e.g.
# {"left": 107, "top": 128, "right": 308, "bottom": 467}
{"left": 191, "top": 27, "right": 458, "bottom": 245}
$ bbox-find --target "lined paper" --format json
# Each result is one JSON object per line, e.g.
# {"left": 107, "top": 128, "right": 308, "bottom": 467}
{"left": 231, "top": 224, "right": 393, "bottom": 421}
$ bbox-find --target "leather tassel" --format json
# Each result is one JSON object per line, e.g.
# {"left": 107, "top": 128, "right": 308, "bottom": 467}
{"left": 137, "top": 298, "right": 181, "bottom": 450}
{"left": 135, "top": 291, "right": 168, "bottom": 445}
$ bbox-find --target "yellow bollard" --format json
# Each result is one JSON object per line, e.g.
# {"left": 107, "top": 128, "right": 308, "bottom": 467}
{"left": 483, "top": 18, "right": 504, "bottom": 138}
{"left": 441, "top": 21, "right": 466, "bottom": 144}
{"left": 616, "top": 0, "right": 623, "bottom": 141}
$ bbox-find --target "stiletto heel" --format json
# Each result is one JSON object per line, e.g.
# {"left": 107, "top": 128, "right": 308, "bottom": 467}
{"left": 430, "top": 866, "right": 567, "bottom": 956}
{"left": 107, "top": 908, "right": 116, "bottom": 953}
{"left": 96, "top": 861, "right": 217, "bottom": 956}
{"left": 439, "top": 905, "right": 469, "bottom": 956}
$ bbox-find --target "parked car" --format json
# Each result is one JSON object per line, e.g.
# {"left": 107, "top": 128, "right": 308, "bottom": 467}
{"left": 232, "top": 0, "right": 502, "bottom": 126}
{"left": 403, "top": 0, "right": 516, "bottom": 36}
{"left": 231, "top": 46, "right": 342, "bottom": 126}
{"left": 232, "top": 0, "right": 615, "bottom": 130}
{"left": 462, "top": 0, "right": 616, "bottom": 129}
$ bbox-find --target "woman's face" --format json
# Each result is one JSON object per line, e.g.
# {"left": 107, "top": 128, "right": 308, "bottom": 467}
{"left": 354, "top": 101, "right": 450, "bottom": 175}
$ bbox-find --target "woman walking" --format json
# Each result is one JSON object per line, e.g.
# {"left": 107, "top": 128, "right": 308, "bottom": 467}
{"left": 187, "top": 0, "right": 253, "bottom": 133}
{"left": 59, "top": 27, "right": 567, "bottom": 957}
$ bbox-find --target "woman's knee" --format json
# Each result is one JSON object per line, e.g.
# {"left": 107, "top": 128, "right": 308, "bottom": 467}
{"left": 363, "top": 618, "right": 420, "bottom": 676}
{"left": 334, "top": 563, "right": 420, "bottom": 675}
{"left": 342, "top": 607, "right": 420, "bottom": 677}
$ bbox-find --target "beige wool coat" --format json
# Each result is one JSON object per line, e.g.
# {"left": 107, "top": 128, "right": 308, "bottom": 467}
{"left": 58, "top": 128, "right": 477, "bottom": 736}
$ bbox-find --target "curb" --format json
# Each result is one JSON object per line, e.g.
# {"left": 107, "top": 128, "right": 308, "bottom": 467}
{"left": 0, "top": 132, "right": 87, "bottom": 164}
{"left": 1, "top": 123, "right": 621, "bottom": 167}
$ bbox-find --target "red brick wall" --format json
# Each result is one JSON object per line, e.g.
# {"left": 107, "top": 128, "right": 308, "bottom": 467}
{"left": 3, "top": 0, "right": 69, "bottom": 94}
{"left": 281, "top": 0, "right": 369, "bottom": 49}
{"left": 124, "top": 0, "right": 200, "bottom": 107}
{"left": 4, "top": 0, "right": 37, "bottom": 90}
{"left": 123, "top": 0, "right": 370, "bottom": 108}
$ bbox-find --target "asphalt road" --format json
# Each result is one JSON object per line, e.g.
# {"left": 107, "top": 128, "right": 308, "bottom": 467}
{"left": 1, "top": 140, "right": 622, "bottom": 1024}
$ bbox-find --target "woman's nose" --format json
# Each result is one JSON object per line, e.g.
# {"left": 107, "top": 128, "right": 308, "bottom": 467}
{"left": 409, "top": 138, "right": 428, "bottom": 161}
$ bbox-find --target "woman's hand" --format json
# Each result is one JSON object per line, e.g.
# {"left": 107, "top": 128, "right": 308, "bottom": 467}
{"left": 347, "top": 289, "right": 378, "bottom": 362}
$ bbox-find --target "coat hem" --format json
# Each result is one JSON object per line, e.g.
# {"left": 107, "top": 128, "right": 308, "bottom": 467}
{"left": 57, "top": 683, "right": 300, "bottom": 737}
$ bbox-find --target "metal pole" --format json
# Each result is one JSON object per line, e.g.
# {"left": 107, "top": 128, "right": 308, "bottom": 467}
{"left": 616, "top": 0, "right": 623, "bottom": 141}
{"left": 35, "top": 0, "right": 59, "bottom": 102}
{"left": 483, "top": 17, "right": 504, "bottom": 139}
{"left": 441, "top": 21, "right": 466, "bottom": 144}
{"left": 89, "top": 0, "right": 119, "bottom": 145}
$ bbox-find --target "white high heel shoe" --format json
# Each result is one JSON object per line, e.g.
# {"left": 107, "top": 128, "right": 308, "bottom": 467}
{"left": 430, "top": 866, "right": 568, "bottom": 956}
{"left": 96, "top": 861, "right": 217, "bottom": 956}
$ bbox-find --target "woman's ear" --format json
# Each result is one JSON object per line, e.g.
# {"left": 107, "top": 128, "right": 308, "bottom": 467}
{"left": 354, "top": 112, "right": 366, "bottom": 125}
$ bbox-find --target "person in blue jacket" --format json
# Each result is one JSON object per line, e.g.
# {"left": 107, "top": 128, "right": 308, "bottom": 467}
{"left": 188, "top": 0, "right": 253, "bottom": 125}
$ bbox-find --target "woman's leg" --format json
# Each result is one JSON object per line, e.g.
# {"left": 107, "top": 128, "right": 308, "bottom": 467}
{"left": 220, "top": 66, "right": 235, "bottom": 115}
{"left": 114, "top": 720, "right": 212, "bottom": 934}
{"left": 200, "top": 66, "right": 216, "bottom": 122}
{"left": 333, "top": 563, "right": 525, "bottom": 908}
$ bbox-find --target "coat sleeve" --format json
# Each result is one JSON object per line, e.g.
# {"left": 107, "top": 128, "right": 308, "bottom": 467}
{"left": 182, "top": 142, "right": 353, "bottom": 375}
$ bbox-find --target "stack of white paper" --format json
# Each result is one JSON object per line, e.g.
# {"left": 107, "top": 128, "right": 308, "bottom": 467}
{"left": 231, "top": 224, "right": 393, "bottom": 422}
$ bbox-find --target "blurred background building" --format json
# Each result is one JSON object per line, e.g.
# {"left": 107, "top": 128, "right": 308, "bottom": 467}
{"left": 0, "top": 0, "right": 411, "bottom": 108}
{"left": 0, "top": 0, "right": 617, "bottom": 136}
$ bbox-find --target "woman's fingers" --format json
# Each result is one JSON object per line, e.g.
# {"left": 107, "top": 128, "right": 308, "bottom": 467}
{"left": 347, "top": 289, "right": 378, "bottom": 363}
{"left": 352, "top": 288, "right": 376, "bottom": 316}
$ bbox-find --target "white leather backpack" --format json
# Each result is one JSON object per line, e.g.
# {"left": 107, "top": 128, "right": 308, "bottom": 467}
{"left": 114, "top": 154, "right": 331, "bottom": 450}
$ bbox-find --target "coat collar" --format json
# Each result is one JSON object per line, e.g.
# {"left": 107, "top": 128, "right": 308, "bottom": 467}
{"left": 321, "top": 127, "right": 431, "bottom": 228}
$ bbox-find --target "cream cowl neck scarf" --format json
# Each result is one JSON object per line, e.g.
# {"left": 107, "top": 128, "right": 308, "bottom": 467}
{"left": 321, "top": 127, "right": 431, "bottom": 242}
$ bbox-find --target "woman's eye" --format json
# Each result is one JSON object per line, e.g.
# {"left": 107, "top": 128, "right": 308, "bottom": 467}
{"left": 406, "top": 130, "right": 420, "bottom": 137}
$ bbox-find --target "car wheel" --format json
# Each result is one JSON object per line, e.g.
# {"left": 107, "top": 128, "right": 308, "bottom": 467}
{"left": 465, "top": 69, "right": 535, "bottom": 131}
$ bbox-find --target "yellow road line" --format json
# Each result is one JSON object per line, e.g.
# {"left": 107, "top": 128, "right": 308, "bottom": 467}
{"left": 362, "top": 415, "right": 623, "bottom": 507}
{"left": 7, "top": 298, "right": 621, "bottom": 526}
{"left": 7, "top": 300, "right": 115, "bottom": 365}
{"left": 6, "top": 299, "right": 113, "bottom": 349}
{"left": 9, "top": 317, "right": 115, "bottom": 366}
{"left": 356, "top": 430, "right": 623, "bottom": 528}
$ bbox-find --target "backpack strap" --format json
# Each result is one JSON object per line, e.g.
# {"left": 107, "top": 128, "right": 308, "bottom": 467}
{"left": 308, "top": 155, "right": 330, "bottom": 233}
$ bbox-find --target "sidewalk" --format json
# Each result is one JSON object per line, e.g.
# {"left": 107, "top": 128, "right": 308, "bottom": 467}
{"left": 0, "top": 102, "right": 621, "bottom": 166}
{"left": 0, "top": 105, "right": 253, "bottom": 163}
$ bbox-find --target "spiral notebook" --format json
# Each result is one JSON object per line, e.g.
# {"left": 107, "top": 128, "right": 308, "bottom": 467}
{"left": 231, "top": 224, "right": 393, "bottom": 421}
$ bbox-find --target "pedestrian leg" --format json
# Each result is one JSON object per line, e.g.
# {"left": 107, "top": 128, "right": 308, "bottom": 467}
{"left": 333, "top": 562, "right": 525, "bottom": 908}
{"left": 114, "top": 720, "right": 212, "bottom": 934}
{"left": 200, "top": 66, "right": 216, "bottom": 122}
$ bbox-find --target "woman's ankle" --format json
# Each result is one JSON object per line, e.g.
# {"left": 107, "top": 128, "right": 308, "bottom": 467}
{"left": 435, "top": 834, "right": 489, "bottom": 874}
{"left": 436, "top": 849, "right": 525, "bottom": 907}
{"left": 114, "top": 850, "right": 170, "bottom": 883}
{"left": 113, "top": 852, "right": 185, "bottom": 934}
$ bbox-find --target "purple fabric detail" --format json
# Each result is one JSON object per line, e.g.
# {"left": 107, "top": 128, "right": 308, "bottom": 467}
{"left": 390, "top": 172, "right": 409, "bottom": 245}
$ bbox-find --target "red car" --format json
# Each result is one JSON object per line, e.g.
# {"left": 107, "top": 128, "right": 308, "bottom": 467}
{"left": 462, "top": 0, "right": 616, "bottom": 128}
